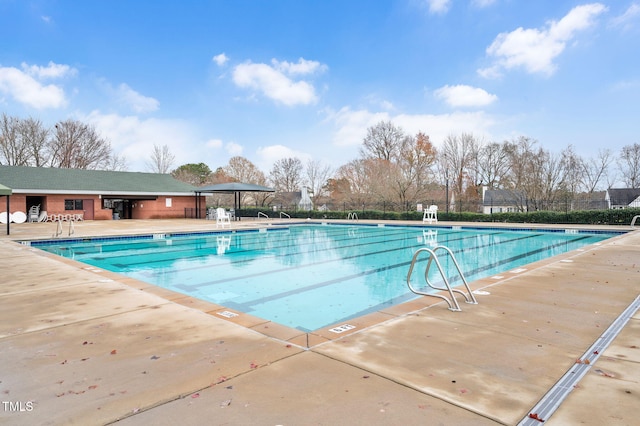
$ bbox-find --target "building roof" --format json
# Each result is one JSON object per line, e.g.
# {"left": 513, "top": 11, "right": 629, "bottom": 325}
{"left": 606, "top": 188, "right": 640, "bottom": 206}
{"left": 483, "top": 189, "right": 526, "bottom": 206}
{"left": 0, "top": 165, "right": 198, "bottom": 196}
{"left": 0, "top": 183, "right": 11, "bottom": 196}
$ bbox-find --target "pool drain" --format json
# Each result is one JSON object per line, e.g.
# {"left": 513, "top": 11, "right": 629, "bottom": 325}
{"left": 518, "top": 295, "right": 640, "bottom": 425}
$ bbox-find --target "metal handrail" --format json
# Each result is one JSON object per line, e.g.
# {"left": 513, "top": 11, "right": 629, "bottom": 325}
{"left": 257, "top": 211, "right": 269, "bottom": 219}
{"left": 53, "top": 219, "right": 62, "bottom": 238}
{"left": 347, "top": 212, "right": 358, "bottom": 221}
{"left": 406, "top": 245, "right": 477, "bottom": 311}
{"left": 632, "top": 215, "right": 640, "bottom": 229}
{"left": 279, "top": 212, "right": 291, "bottom": 219}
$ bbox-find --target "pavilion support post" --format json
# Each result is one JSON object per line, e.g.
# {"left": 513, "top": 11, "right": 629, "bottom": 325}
{"left": 6, "top": 195, "right": 10, "bottom": 235}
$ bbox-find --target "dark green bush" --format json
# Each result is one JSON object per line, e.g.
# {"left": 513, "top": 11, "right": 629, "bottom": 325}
{"left": 235, "top": 207, "right": 640, "bottom": 226}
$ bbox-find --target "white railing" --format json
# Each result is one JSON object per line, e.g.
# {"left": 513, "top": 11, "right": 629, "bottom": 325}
{"left": 631, "top": 215, "right": 640, "bottom": 229}
{"left": 279, "top": 212, "right": 291, "bottom": 219}
{"left": 347, "top": 212, "right": 358, "bottom": 221}
{"left": 257, "top": 211, "right": 269, "bottom": 219}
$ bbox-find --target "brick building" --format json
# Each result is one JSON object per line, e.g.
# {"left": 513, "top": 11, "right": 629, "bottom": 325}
{"left": 0, "top": 165, "right": 203, "bottom": 220}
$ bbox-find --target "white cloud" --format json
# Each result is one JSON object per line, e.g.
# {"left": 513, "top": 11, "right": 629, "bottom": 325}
{"left": 225, "top": 141, "right": 244, "bottom": 156}
{"left": 472, "top": 0, "right": 497, "bottom": 7}
{"left": 434, "top": 84, "right": 498, "bottom": 107}
{"left": 394, "top": 111, "right": 495, "bottom": 145}
{"left": 271, "top": 58, "right": 327, "bottom": 75}
{"left": 206, "top": 138, "right": 223, "bottom": 149}
{"left": 213, "top": 53, "right": 229, "bottom": 67}
{"left": 326, "top": 107, "right": 496, "bottom": 149}
{"left": 609, "top": 3, "right": 640, "bottom": 31}
{"left": 255, "top": 144, "right": 311, "bottom": 171}
{"left": 115, "top": 83, "right": 159, "bottom": 113}
{"left": 0, "top": 64, "right": 68, "bottom": 109}
{"left": 425, "top": 0, "right": 451, "bottom": 14}
{"left": 232, "top": 58, "right": 326, "bottom": 106}
{"left": 85, "top": 111, "right": 199, "bottom": 171}
{"left": 21, "top": 61, "right": 76, "bottom": 79}
{"left": 479, "top": 3, "right": 608, "bottom": 77}
{"left": 324, "top": 106, "right": 390, "bottom": 147}
{"left": 365, "top": 94, "right": 395, "bottom": 111}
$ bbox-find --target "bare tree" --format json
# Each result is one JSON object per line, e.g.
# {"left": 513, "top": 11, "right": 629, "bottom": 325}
{"left": 224, "top": 156, "right": 272, "bottom": 206}
{"left": 360, "top": 120, "right": 404, "bottom": 161}
{"left": 104, "top": 152, "right": 128, "bottom": 171}
{"left": 439, "top": 133, "right": 480, "bottom": 204}
{"left": 269, "top": 157, "right": 304, "bottom": 192}
{"left": 0, "top": 113, "right": 30, "bottom": 165}
{"left": 389, "top": 132, "right": 437, "bottom": 208}
{"left": 335, "top": 158, "right": 376, "bottom": 207}
{"left": 617, "top": 143, "right": 640, "bottom": 188}
{"left": 18, "top": 117, "right": 50, "bottom": 167}
{"left": 581, "top": 148, "right": 612, "bottom": 192}
{"left": 476, "top": 141, "right": 512, "bottom": 189}
{"left": 224, "top": 156, "right": 266, "bottom": 183}
{"left": 560, "top": 145, "right": 583, "bottom": 195}
{"left": 49, "top": 119, "right": 112, "bottom": 169}
{"left": 147, "top": 144, "right": 175, "bottom": 174}
{"left": 305, "top": 159, "right": 333, "bottom": 201}
{"left": 503, "top": 136, "right": 537, "bottom": 190}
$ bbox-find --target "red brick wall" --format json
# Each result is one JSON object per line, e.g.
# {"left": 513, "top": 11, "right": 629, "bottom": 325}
{"left": 131, "top": 196, "right": 202, "bottom": 219}
{"left": 0, "top": 193, "right": 204, "bottom": 220}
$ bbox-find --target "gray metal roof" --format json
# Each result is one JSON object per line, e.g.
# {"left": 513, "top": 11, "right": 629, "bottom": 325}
{"left": 483, "top": 189, "right": 526, "bottom": 206}
{"left": 198, "top": 182, "right": 274, "bottom": 193}
{"left": 607, "top": 188, "right": 640, "bottom": 206}
{"left": 0, "top": 165, "right": 197, "bottom": 195}
{"left": 0, "top": 183, "right": 11, "bottom": 196}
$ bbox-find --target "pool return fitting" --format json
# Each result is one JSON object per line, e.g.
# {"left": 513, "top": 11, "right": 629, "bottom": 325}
{"left": 406, "top": 245, "right": 478, "bottom": 311}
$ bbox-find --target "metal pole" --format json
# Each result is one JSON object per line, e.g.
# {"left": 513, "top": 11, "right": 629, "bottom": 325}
{"left": 6, "top": 195, "right": 10, "bottom": 235}
{"left": 445, "top": 180, "right": 449, "bottom": 214}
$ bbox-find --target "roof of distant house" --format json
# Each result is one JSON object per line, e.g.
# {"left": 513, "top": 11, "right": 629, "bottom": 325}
{"left": 607, "top": 188, "right": 640, "bottom": 206}
{"left": 0, "top": 165, "right": 198, "bottom": 195}
{"left": 482, "top": 189, "right": 526, "bottom": 206}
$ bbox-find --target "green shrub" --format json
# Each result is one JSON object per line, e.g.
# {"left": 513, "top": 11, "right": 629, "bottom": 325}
{"left": 234, "top": 207, "right": 640, "bottom": 226}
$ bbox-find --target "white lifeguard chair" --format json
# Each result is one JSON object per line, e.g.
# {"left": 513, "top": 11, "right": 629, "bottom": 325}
{"left": 215, "top": 208, "right": 231, "bottom": 228}
{"left": 423, "top": 205, "right": 438, "bottom": 224}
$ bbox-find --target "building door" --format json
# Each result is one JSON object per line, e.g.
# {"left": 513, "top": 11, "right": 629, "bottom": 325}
{"left": 83, "top": 199, "right": 94, "bottom": 220}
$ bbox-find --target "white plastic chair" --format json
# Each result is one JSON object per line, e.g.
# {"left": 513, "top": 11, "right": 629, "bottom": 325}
{"left": 28, "top": 205, "right": 40, "bottom": 222}
{"left": 216, "top": 208, "right": 231, "bottom": 228}
{"left": 423, "top": 205, "right": 438, "bottom": 224}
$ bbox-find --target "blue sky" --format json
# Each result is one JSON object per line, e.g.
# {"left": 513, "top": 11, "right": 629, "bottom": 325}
{"left": 1, "top": 0, "right": 639, "bottom": 174}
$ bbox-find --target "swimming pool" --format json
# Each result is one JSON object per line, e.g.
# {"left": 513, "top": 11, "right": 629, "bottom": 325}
{"left": 31, "top": 224, "right": 621, "bottom": 332}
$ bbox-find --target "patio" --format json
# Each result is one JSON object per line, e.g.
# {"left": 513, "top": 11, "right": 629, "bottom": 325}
{"left": 0, "top": 219, "right": 638, "bottom": 425}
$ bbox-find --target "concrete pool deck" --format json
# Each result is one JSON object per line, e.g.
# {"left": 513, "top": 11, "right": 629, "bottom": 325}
{"left": 0, "top": 218, "right": 638, "bottom": 425}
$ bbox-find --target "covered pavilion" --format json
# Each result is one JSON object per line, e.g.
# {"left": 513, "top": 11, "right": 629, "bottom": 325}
{"left": 196, "top": 182, "right": 275, "bottom": 220}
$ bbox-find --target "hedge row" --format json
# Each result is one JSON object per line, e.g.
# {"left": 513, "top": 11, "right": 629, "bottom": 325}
{"left": 237, "top": 207, "right": 640, "bottom": 226}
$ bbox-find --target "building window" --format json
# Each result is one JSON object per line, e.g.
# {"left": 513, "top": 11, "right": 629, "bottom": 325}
{"left": 65, "top": 199, "right": 84, "bottom": 210}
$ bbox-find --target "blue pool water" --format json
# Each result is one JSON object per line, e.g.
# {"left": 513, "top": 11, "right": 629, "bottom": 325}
{"left": 32, "top": 224, "right": 620, "bottom": 332}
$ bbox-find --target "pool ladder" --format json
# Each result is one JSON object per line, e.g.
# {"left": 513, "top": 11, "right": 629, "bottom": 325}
{"left": 406, "top": 245, "right": 478, "bottom": 311}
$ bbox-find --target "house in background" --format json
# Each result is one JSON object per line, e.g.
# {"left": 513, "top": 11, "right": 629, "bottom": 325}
{"left": 0, "top": 165, "right": 203, "bottom": 220}
{"left": 482, "top": 187, "right": 527, "bottom": 214}
{"left": 606, "top": 188, "right": 640, "bottom": 209}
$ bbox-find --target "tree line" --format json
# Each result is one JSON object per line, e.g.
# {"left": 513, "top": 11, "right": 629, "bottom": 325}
{"left": 0, "top": 114, "right": 125, "bottom": 170}
{"left": 2, "top": 113, "right": 639, "bottom": 212}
